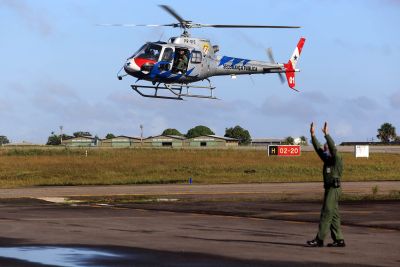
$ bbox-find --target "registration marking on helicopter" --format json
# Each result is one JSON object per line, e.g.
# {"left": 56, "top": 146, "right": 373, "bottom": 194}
{"left": 183, "top": 38, "right": 196, "bottom": 45}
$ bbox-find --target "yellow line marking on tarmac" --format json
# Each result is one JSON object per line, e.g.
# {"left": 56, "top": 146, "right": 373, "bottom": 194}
{"left": 269, "top": 212, "right": 319, "bottom": 216}
{"left": 286, "top": 221, "right": 307, "bottom": 224}
{"left": 23, "top": 191, "right": 283, "bottom": 199}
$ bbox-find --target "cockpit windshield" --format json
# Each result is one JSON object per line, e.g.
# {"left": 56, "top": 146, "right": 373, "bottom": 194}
{"left": 128, "top": 44, "right": 146, "bottom": 59}
{"left": 134, "top": 43, "right": 162, "bottom": 61}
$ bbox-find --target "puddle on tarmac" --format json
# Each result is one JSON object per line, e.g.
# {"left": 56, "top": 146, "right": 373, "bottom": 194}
{"left": 0, "top": 246, "right": 122, "bottom": 267}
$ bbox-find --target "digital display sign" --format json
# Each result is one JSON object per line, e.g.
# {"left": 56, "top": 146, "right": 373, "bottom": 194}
{"left": 268, "top": 145, "right": 301, "bottom": 156}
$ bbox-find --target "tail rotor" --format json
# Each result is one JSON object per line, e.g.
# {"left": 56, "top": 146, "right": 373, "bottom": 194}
{"left": 267, "top": 48, "right": 285, "bottom": 84}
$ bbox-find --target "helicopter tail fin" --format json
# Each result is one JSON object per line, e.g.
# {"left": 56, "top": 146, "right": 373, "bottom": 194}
{"left": 284, "top": 37, "right": 306, "bottom": 90}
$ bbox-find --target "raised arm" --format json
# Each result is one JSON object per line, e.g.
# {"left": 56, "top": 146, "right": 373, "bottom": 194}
{"left": 322, "top": 122, "right": 337, "bottom": 157}
{"left": 311, "top": 122, "right": 325, "bottom": 161}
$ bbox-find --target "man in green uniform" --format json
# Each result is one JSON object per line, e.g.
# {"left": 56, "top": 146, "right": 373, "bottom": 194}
{"left": 175, "top": 50, "right": 188, "bottom": 74}
{"left": 307, "top": 122, "right": 346, "bottom": 247}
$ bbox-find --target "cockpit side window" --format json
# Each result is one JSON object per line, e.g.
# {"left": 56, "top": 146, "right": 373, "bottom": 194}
{"left": 136, "top": 44, "right": 162, "bottom": 61}
{"left": 191, "top": 51, "right": 202, "bottom": 64}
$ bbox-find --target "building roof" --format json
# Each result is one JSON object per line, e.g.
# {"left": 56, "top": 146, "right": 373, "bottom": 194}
{"left": 188, "top": 135, "right": 239, "bottom": 141}
{"left": 101, "top": 135, "right": 142, "bottom": 141}
{"left": 63, "top": 136, "right": 94, "bottom": 141}
{"left": 145, "top": 135, "right": 186, "bottom": 140}
{"left": 4, "top": 141, "right": 38, "bottom": 146}
{"left": 251, "top": 138, "right": 285, "bottom": 143}
{"left": 208, "top": 135, "right": 239, "bottom": 141}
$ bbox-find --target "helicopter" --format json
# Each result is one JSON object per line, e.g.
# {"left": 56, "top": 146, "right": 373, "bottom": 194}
{"left": 101, "top": 5, "right": 306, "bottom": 100}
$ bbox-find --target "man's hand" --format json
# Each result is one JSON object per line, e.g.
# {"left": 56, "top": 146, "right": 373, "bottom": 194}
{"left": 322, "top": 122, "right": 329, "bottom": 135}
{"left": 310, "top": 122, "right": 315, "bottom": 136}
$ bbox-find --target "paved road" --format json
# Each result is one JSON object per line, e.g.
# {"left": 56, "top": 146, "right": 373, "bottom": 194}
{"left": 1, "top": 181, "right": 399, "bottom": 199}
{"left": 0, "top": 182, "right": 399, "bottom": 266}
{"left": 0, "top": 199, "right": 399, "bottom": 266}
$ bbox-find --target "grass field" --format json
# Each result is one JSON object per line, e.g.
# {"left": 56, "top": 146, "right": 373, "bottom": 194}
{"left": 0, "top": 147, "right": 399, "bottom": 188}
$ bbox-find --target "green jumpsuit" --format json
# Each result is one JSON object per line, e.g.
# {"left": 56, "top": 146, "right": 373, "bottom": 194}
{"left": 176, "top": 54, "right": 188, "bottom": 72}
{"left": 312, "top": 134, "right": 344, "bottom": 241}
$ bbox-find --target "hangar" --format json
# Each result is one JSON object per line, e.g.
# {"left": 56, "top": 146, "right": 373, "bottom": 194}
{"left": 62, "top": 136, "right": 96, "bottom": 147}
{"left": 250, "top": 138, "right": 285, "bottom": 146}
{"left": 186, "top": 135, "right": 239, "bottom": 147}
{"left": 101, "top": 136, "right": 142, "bottom": 148}
{"left": 144, "top": 135, "right": 185, "bottom": 148}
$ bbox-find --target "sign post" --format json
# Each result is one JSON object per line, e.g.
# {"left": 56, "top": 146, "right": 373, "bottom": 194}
{"left": 355, "top": 145, "right": 369, "bottom": 158}
{"left": 268, "top": 145, "right": 301, "bottom": 156}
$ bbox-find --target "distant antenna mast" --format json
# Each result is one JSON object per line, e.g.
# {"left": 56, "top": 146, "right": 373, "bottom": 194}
{"left": 59, "top": 125, "right": 63, "bottom": 144}
{"left": 140, "top": 124, "right": 143, "bottom": 146}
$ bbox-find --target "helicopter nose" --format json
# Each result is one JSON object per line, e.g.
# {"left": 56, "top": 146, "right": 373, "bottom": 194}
{"left": 124, "top": 59, "right": 140, "bottom": 73}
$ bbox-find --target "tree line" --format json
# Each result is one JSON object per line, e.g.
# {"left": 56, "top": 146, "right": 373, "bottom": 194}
{"left": 161, "top": 125, "right": 251, "bottom": 145}
{"left": 1, "top": 122, "right": 398, "bottom": 146}
{"left": 43, "top": 125, "right": 252, "bottom": 146}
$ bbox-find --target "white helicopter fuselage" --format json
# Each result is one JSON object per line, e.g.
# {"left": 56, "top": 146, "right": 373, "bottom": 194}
{"left": 122, "top": 36, "right": 303, "bottom": 87}
{"left": 104, "top": 4, "right": 305, "bottom": 99}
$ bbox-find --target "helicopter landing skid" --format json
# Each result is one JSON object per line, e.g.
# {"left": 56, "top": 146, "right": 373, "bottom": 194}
{"left": 131, "top": 81, "right": 217, "bottom": 100}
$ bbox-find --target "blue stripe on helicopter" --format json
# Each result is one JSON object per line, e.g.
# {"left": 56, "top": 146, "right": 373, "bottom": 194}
{"left": 185, "top": 67, "right": 194, "bottom": 76}
{"left": 150, "top": 64, "right": 196, "bottom": 80}
{"left": 149, "top": 62, "right": 163, "bottom": 78}
{"left": 219, "top": 56, "right": 250, "bottom": 66}
{"left": 158, "top": 70, "right": 172, "bottom": 78}
{"left": 218, "top": 56, "right": 233, "bottom": 66}
{"left": 231, "top": 58, "right": 244, "bottom": 66}
{"left": 169, "top": 67, "right": 195, "bottom": 80}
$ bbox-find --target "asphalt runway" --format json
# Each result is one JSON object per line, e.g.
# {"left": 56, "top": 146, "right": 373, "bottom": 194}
{"left": 1, "top": 181, "right": 399, "bottom": 199}
{"left": 0, "top": 197, "right": 399, "bottom": 266}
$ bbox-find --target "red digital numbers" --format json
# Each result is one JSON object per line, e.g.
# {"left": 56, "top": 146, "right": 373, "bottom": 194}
{"left": 268, "top": 145, "right": 301, "bottom": 156}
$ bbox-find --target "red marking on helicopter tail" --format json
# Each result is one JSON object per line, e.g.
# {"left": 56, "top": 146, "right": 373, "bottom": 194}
{"left": 284, "top": 37, "right": 306, "bottom": 90}
{"left": 134, "top": 58, "right": 156, "bottom": 68}
{"left": 297, "top": 37, "right": 306, "bottom": 54}
{"left": 284, "top": 61, "right": 296, "bottom": 89}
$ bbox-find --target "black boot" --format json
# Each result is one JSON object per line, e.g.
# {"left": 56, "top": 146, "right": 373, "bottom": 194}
{"left": 306, "top": 238, "right": 323, "bottom": 247}
{"left": 327, "top": 240, "right": 346, "bottom": 247}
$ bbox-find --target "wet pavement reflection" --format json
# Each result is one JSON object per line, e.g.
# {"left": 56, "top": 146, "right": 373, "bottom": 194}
{"left": 0, "top": 246, "right": 121, "bottom": 267}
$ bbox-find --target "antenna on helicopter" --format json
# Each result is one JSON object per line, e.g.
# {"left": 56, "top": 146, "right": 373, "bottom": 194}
{"left": 98, "top": 5, "right": 301, "bottom": 37}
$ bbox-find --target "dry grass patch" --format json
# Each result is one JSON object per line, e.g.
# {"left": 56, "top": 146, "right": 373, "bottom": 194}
{"left": 0, "top": 148, "right": 399, "bottom": 187}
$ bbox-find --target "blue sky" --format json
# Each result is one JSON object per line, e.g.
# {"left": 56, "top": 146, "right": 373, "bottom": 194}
{"left": 0, "top": 0, "right": 399, "bottom": 143}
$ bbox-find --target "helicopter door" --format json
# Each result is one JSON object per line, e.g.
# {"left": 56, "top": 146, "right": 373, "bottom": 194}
{"left": 172, "top": 48, "right": 189, "bottom": 74}
{"left": 159, "top": 47, "right": 174, "bottom": 71}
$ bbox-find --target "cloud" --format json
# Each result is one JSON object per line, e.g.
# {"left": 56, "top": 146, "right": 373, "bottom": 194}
{"left": 384, "top": 0, "right": 400, "bottom": 6}
{"left": 347, "top": 96, "right": 379, "bottom": 111}
{"left": 259, "top": 90, "right": 329, "bottom": 120}
{"left": 301, "top": 91, "right": 330, "bottom": 103}
{"left": 389, "top": 90, "right": 400, "bottom": 109}
{"left": 31, "top": 80, "right": 80, "bottom": 113}
{"left": 335, "top": 96, "right": 380, "bottom": 122}
{"left": 236, "top": 31, "right": 266, "bottom": 51}
{"left": 333, "top": 38, "right": 394, "bottom": 57}
{"left": 0, "top": 0, "right": 53, "bottom": 36}
{"left": 4, "top": 76, "right": 394, "bottom": 143}
{"left": 0, "top": 99, "right": 12, "bottom": 113}
{"left": 333, "top": 121, "right": 353, "bottom": 138}
{"left": 106, "top": 90, "right": 259, "bottom": 136}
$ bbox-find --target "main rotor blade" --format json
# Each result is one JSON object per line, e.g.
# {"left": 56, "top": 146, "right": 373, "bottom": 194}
{"left": 159, "top": 5, "right": 186, "bottom": 24}
{"left": 97, "top": 23, "right": 175, "bottom": 27}
{"left": 200, "top": 24, "right": 300, "bottom": 28}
